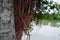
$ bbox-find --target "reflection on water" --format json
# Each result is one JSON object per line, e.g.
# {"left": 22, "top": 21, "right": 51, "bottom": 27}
{"left": 22, "top": 20, "right": 60, "bottom": 40}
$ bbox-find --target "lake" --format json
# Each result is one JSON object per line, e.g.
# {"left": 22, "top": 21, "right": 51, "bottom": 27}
{"left": 22, "top": 20, "right": 60, "bottom": 40}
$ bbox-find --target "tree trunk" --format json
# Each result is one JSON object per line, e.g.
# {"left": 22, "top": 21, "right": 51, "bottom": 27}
{"left": 13, "top": 0, "right": 35, "bottom": 40}
{"left": 0, "top": 0, "right": 15, "bottom": 40}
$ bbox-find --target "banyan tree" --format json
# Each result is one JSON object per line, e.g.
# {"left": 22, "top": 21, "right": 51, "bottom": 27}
{"left": 0, "top": 0, "right": 59, "bottom": 40}
{"left": 0, "top": 0, "right": 35, "bottom": 40}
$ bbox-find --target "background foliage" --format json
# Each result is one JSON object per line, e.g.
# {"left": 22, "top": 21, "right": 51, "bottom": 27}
{"left": 29, "top": 0, "right": 60, "bottom": 30}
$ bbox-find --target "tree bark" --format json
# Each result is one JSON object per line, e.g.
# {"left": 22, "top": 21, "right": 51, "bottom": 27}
{"left": 0, "top": 0, "right": 15, "bottom": 40}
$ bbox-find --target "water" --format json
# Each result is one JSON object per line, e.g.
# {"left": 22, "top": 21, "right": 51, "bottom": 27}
{"left": 22, "top": 21, "right": 60, "bottom": 40}
{"left": 30, "top": 25, "right": 60, "bottom": 40}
